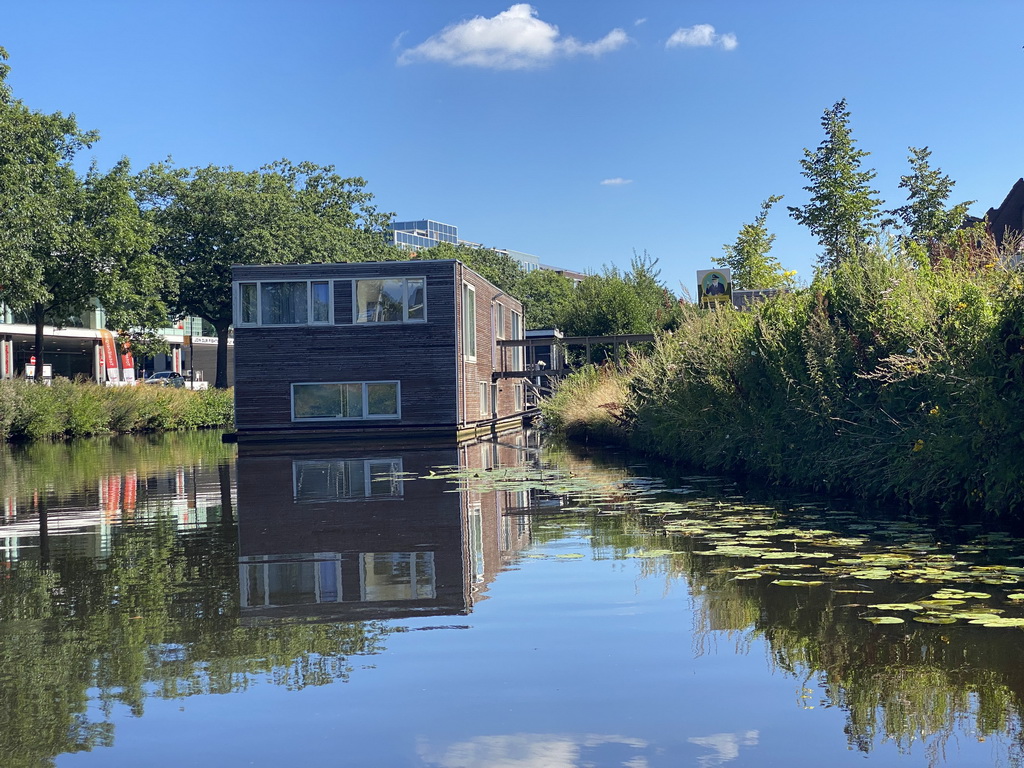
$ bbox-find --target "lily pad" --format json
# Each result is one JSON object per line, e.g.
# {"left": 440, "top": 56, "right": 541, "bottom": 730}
{"left": 868, "top": 603, "right": 923, "bottom": 611}
{"left": 913, "top": 615, "right": 958, "bottom": 624}
{"left": 863, "top": 616, "right": 905, "bottom": 624}
{"left": 771, "top": 579, "right": 825, "bottom": 587}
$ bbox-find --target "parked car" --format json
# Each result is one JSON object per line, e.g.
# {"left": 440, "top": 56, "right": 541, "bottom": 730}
{"left": 145, "top": 371, "right": 186, "bottom": 388}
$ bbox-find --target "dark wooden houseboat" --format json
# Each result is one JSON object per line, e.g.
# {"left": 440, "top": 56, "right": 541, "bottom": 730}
{"left": 230, "top": 259, "right": 529, "bottom": 443}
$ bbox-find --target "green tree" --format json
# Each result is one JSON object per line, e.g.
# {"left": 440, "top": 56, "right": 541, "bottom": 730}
{"left": 788, "top": 99, "right": 883, "bottom": 271}
{"left": 885, "top": 146, "right": 973, "bottom": 256}
{"left": 716, "top": 195, "right": 794, "bottom": 290}
{"left": 561, "top": 253, "right": 679, "bottom": 341}
{"left": 0, "top": 49, "right": 164, "bottom": 377}
{"left": 518, "top": 268, "right": 575, "bottom": 329}
{"left": 420, "top": 241, "right": 526, "bottom": 297}
{"left": 137, "top": 160, "right": 399, "bottom": 388}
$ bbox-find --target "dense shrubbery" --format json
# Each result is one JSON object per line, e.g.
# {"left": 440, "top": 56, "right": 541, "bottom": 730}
{"left": 544, "top": 246, "right": 1024, "bottom": 521}
{"left": 0, "top": 379, "right": 233, "bottom": 441}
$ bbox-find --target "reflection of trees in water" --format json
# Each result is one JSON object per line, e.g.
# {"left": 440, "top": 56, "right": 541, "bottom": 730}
{"left": 0, "top": 431, "right": 236, "bottom": 504}
{"left": 0, "top": 511, "right": 393, "bottom": 768}
{"left": 536, "top": 447, "right": 1024, "bottom": 766}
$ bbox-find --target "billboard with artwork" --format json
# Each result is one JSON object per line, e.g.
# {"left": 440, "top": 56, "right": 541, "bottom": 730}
{"left": 696, "top": 268, "right": 732, "bottom": 307}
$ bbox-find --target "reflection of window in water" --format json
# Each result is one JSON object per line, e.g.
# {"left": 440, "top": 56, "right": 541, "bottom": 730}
{"left": 239, "top": 554, "right": 342, "bottom": 607}
{"left": 293, "top": 459, "right": 404, "bottom": 501}
{"left": 468, "top": 502, "right": 484, "bottom": 585}
{"left": 360, "top": 552, "right": 435, "bottom": 601}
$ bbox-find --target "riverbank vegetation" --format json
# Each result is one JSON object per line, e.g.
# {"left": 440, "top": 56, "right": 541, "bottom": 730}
{"left": 543, "top": 242, "right": 1024, "bottom": 521}
{"left": 0, "top": 380, "right": 233, "bottom": 442}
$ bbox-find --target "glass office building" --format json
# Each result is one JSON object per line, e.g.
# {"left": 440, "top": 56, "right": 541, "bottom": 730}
{"left": 391, "top": 220, "right": 459, "bottom": 250}
{"left": 390, "top": 219, "right": 541, "bottom": 272}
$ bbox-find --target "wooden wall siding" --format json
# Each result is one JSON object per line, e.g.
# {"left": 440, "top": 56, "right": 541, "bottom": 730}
{"left": 454, "top": 264, "right": 524, "bottom": 427}
{"left": 333, "top": 279, "right": 353, "bottom": 324}
{"left": 233, "top": 261, "right": 458, "bottom": 431}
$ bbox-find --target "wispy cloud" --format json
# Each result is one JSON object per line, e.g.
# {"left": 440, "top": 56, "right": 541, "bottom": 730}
{"left": 666, "top": 24, "right": 738, "bottom": 51}
{"left": 634, "top": 18, "right": 647, "bottom": 26}
{"left": 398, "top": 4, "right": 629, "bottom": 69}
{"left": 601, "top": 177, "right": 633, "bottom": 186}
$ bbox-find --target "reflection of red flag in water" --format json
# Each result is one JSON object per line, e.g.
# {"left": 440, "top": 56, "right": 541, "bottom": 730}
{"left": 104, "top": 475, "right": 122, "bottom": 522}
{"left": 123, "top": 471, "right": 137, "bottom": 515}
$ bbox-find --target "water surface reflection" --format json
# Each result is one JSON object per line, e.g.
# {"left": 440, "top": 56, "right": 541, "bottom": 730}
{"left": 0, "top": 432, "right": 1022, "bottom": 766}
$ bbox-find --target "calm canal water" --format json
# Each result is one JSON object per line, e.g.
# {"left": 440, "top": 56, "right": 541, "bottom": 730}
{"left": 0, "top": 430, "right": 1022, "bottom": 768}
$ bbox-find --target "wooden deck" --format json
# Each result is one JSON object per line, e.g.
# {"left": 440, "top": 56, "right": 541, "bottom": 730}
{"left": 494, "top": 333, "right": 656, "bottom": 380}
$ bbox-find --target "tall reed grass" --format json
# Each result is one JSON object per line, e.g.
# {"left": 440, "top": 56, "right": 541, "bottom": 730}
{"left": 546, "top": 245, "right": 1024, "bottom": 521}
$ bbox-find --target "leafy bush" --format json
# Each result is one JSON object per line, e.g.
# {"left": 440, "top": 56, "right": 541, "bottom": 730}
{"left": 0, "top": 380, "right": 234, "bottom": 442}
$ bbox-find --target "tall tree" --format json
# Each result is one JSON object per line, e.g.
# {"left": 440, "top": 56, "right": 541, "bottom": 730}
{"left": 518, "top": 268, "right": 574, "bottom": 330}
{"left": 0, "top": 48, "right": 163, "bottom": 377}
{"left": 788, "top": 99, "right": 883, "bottom": 271}
{"left": 885, "top": 146, "right": 972, "bottom": 248}
{"left": 715, "top": 195, "right": 793, "bottom": 290}
{"left": 137, "top": 160, "right": 398, "bottom": 388}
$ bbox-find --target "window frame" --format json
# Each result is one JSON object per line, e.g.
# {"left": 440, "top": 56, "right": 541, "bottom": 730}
{"left": 234, "top": 279, "right": 334, "bottom": 327}
{"left": 351, "top": 276, "right": 427, "bottom": 325}
{"left": 290, "top": 380, "right": 401, "bottom": 422}
{"left": 292, "top": 457, "right": 405, "bottom": 502}
{"left": 462, "top": 283, "right": 477, "bottom": 360}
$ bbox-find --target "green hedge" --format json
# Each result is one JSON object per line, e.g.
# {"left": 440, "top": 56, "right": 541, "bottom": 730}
{"left": 0, "top": 380, "right": 234, "bottom": 442}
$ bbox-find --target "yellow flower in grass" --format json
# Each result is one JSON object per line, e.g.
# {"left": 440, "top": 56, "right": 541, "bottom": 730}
{"left": 912, "top": 439, "right": 925, "bottom": 452}
{"left": 928, "top": 405, "right": 940, "bottom": 416}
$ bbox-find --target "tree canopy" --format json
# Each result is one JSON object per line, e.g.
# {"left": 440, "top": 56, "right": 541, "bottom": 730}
{"left": 715, "top": 195, "right": 795, "bottom": 290}
{"left": 136, "top": 159, "right": 399, "bottom": 387}
{"left": 884, "top": 146, "right": 973, "bottom": 263}
{"left": 788, "top": 99, "right": 883, "bottom": 271}
{"left": 0, "top": 48, "right": 166, "bottom": 375}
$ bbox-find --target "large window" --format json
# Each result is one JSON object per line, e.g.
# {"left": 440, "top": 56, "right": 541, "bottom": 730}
{"left": 462, "top": 283, "right": 476, "bottom": 359}
{"left": 354, "top": 278, "right": 425, "bottom": 323}
{"left": 510, "top": 310, "right": 523, "bottom": 370}
{"left": 293, "top": 458, "right": 404, "bottom": 501}
{"left": 236, "top": 280, "right": 331, "bottom": 326}
{"left": 360, "top": 552, "right": 435, "bottom": 601}
{"left": 291, "top": 381, "right": 400, "bottom": 421}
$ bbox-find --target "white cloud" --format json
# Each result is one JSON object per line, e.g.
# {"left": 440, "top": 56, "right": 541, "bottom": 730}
{"left": 666, "top": 24, "right": 738, "bottom": 51}
{"left": 398, "top": 4, "right": 628, "bottom": 69}
{"left": 634, "top": 18, "right": 647, "bottom": 26}
{"left": 601, "top": 177, "right": 633, "bottom": 186}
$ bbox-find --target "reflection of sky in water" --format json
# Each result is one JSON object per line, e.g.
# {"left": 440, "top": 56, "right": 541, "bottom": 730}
{"left": 417, "top": 731, "right": 759, "bottom": 767}
{"left": 688, "top": 730, "right": 759, "bottom": 767}
{"left": 417, "top": 733, "right": 650, "bottom": 768}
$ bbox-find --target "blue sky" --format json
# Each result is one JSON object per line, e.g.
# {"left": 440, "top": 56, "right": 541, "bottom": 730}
{"left": 3, "top": 1, "right": 1023, "bottom": 294}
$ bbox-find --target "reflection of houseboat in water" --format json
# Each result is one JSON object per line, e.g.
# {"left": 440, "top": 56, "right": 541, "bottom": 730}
{"left": 235, "top": 435, "right": 537, "bottom": 623}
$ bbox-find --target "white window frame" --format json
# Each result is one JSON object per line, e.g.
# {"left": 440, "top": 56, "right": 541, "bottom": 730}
{"left": 234, "top": 279, "right": 334, "bottom": 327}
{"left": 463, "top": 283, "right": 477, "bottom": 360}
{"left": 290, "top": 380, "right": 401, "bottom": 422}
{"left": 479, "top": 381, "right": 488, "bottom": 417}
{"left": 351, "top": 276, "right": 427, "bottom": 324}
{"left": 494, "top": 303, "right": 506, "bottom": 339}
{"left": 510, "top": 310, "right": 523, "bottom": 370}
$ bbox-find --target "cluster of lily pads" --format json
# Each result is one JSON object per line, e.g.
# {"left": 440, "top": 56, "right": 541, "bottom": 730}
{"left": 421, "top": 460, "right": 1024, "bottom": 629}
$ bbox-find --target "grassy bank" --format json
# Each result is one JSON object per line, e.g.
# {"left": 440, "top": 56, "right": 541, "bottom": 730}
{"left": 0, "top": 379, "right": 234, "bottom": 441}
{"left": 542, "top": 247, "right": 1024, "bottom": 522}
